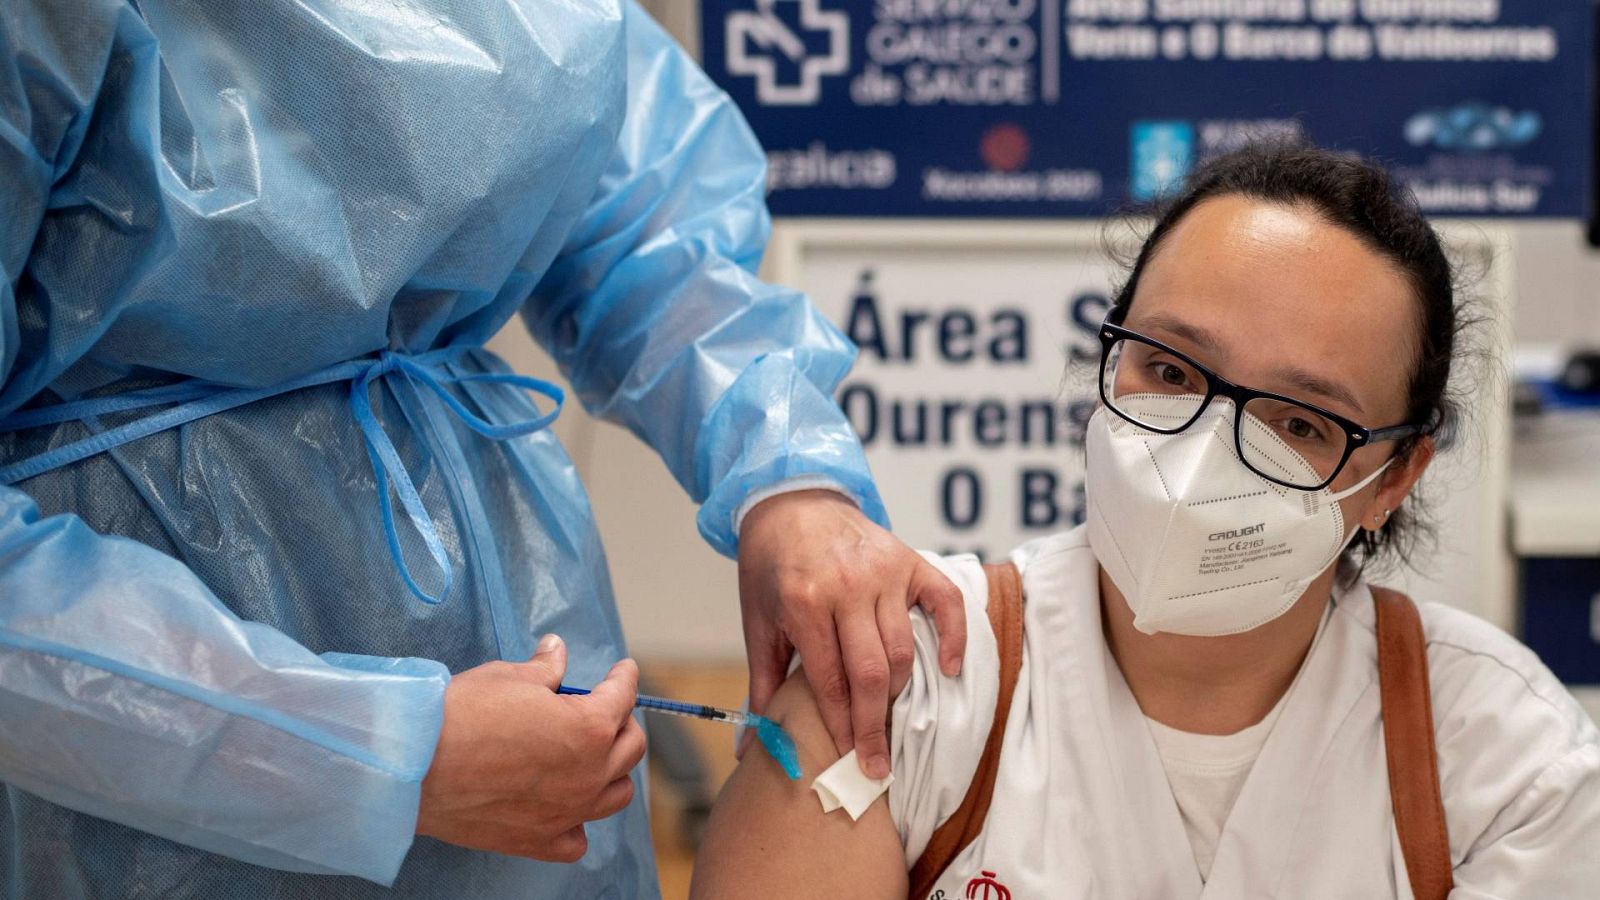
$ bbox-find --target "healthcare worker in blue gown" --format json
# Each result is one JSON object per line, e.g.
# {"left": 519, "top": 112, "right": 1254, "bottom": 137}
{"left": 0, "top": 1, "right": 969, "bottom": 896}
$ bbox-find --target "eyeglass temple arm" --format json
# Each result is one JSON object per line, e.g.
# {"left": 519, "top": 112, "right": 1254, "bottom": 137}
{"left": 1366, "top": 422, "right": 1428, "bottom": 444}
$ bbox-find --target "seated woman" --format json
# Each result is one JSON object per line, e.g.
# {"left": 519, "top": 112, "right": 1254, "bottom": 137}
{"left": 691, "top": 144, "right": 1600, "bottom": 899}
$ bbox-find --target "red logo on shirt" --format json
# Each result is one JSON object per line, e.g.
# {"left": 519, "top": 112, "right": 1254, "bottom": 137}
{"left": 965, "top": 870, "right": 1012, "bottom": 900}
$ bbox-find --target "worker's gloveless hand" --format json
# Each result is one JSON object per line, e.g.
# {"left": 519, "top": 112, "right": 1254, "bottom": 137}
{"left": 415, "top": 635, "right": 645, "bottom": 862}
{"left": 737, "top": 489, "right": 966, "bottom": 780}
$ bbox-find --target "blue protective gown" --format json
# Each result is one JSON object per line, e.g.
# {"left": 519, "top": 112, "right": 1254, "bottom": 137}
{"left": 0, "top": 1, "right": 885, "bottom": 895}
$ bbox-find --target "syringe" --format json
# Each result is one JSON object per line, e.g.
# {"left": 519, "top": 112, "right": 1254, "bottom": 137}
{"left": 557, "top": 684, "right": 801, "bottom": 779}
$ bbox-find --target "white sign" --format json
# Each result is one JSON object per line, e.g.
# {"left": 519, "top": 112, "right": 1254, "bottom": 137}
{"left": 772, "top": 222, "right": 1127, "bottom": 560}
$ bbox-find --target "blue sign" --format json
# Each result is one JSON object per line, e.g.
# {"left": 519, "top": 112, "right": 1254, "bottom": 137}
{"left": 701, "top": 0, "right": 1594, "bottom": 218}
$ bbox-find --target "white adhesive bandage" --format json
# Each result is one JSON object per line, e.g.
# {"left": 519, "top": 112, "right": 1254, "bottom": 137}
{"left": 811, "top": 749, "right": 894, "bottom": 821}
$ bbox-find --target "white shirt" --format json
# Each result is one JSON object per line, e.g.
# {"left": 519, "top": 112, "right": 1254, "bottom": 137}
{"left": 1144, "top": 607, "right": 1328, "bottom": 881}
{"left": 881, "top": 527, "right": 1600, "bottom": 899}
{"left": 1146, "top": 692, "right": 1285, "bottom": 882}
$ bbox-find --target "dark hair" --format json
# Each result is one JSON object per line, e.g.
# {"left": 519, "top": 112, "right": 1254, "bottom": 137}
{"left": 1105, "top": 140, "right": 1474, "bottom": 577}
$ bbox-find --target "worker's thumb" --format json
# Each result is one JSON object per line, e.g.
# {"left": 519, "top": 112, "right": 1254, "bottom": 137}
{"left": 526, "top": 633, "right": 568, "bottom": 690}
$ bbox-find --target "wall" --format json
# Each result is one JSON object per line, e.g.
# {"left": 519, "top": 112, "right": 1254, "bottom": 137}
{"left": 1510, "top": 221, "right": 1600, "bottom": 345}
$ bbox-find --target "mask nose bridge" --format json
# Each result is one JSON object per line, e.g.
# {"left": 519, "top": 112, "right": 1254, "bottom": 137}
{"left": 1152, "top": 398, "right": 1249, "bottom": 493}
{"left": 1194, "top": 396, "right": 1244, "bottom": 459}
{"left": 1170, "top": 397, "right": 1303, "bottom": 506}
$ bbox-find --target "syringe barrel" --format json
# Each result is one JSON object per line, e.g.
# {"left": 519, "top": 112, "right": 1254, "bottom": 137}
{"left": 636, "top": 694, "right": 751, "bottom": 727}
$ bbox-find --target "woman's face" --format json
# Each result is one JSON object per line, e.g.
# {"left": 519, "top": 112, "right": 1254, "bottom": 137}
{"left": 1121, "top": 194, "right": 1425, "bottom": 521}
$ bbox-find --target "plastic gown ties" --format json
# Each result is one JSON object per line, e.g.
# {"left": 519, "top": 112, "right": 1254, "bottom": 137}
{"left": 0, "top": 347, "right": 564, "bottom": 605}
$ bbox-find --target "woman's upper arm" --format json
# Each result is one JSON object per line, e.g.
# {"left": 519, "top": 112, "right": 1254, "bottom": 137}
{"left": 691, "top": 670, "right": 908, "bottom": 900}
{"left": 694, "top": 552, "right": 996, "bottom": 898}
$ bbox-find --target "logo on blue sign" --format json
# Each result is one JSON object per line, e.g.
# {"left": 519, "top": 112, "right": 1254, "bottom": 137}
{"left": 1404, "top": 102, "right": 1543, "bottom": 153}
{"left": 1130, "top": 121, "right": 1194, "bottom": 202}
{"left": 726, "top": 0, "right": 850, "bottom": 106}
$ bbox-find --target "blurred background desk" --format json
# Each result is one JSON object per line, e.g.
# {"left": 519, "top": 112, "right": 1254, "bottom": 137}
{"left": 1511, "top": 406, "right": 1600, "bottom": 725}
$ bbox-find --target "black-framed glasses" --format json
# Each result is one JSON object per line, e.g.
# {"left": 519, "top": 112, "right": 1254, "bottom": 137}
{"left": 1097, "top": 322, "right": 1427, "bottom": 491}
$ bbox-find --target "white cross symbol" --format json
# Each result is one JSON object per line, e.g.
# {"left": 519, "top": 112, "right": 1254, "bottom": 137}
{"left": 726, "top": 0, "right": 849, "bottom": 106}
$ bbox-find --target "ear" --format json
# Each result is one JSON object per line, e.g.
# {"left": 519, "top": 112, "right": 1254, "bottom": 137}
{"left": 1361, "top": 436, "right": 1435, "bottom": 533}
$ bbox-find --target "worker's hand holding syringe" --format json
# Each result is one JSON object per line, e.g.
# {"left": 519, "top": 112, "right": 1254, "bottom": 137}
{"left": 416, "top": 634, "right": 645, "bottom": 863}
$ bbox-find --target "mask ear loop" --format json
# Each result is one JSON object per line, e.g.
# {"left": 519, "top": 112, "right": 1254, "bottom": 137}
{"left": 1303, "top": 458, "right": 1398, "bottom": 592}
{"left": 1325, "top": 457, "right": 1394, "bottom": 503}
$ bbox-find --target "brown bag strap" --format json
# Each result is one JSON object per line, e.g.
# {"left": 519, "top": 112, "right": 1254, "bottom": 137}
{"left": 1372, "top": 586, "right": 1453, "bottom": 900}
{"left": 907, "top": 562, "right": 1024, "bottom": 900}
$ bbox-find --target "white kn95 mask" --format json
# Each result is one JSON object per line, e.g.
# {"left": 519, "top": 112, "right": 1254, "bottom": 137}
{"left": 1084, "top": 396, "right": 1392, "bottom": 637}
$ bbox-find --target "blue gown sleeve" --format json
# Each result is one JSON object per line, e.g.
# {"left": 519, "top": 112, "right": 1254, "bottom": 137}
{"left": 0, "top": 4, "right": 448, "bottom": 884}
{"left": 521, "top": 0, "right": 887, "bottom": 558}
